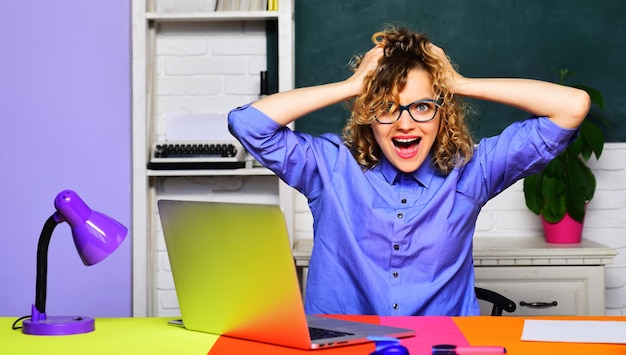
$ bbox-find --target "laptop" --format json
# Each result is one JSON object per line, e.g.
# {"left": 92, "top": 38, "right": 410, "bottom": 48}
{"left": 157, "top": 199, "right": 415, "bottom": 350}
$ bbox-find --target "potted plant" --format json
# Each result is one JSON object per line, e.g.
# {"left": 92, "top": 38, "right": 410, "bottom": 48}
{"left": 523, "top": 69, "right": 608, "bottom": 243}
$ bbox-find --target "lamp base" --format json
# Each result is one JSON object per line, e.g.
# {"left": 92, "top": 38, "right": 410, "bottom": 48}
{"left": 22, "top": 315, "right": 95, "bottom": 335}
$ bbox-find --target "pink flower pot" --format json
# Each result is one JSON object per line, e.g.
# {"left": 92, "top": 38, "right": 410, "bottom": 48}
{"left": 541, "top": 213, "right": 584, "bottom": 244}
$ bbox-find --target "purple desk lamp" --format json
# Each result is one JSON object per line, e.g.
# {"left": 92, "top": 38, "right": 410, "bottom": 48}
{"left": 22, "top": 190, "right": 127, "bottom": 336}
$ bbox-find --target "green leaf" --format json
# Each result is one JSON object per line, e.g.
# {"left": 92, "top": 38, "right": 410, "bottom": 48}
{"left": 565, "top": 194, "right": 586, "bottom": 223}
{"left": 565, "top": 161, "right": 587, "bottom": 199}
{"left": 523, "top": 174, "right": 542, "bottom": 215}
{"left": 544, "top": 155, "right": 563, "bottom": 177}
{"left": 540, "top": 175, "right": 566, "bottom": 223}
{"left": 567, "top": 135, "right": 584, "bottom": 158}
{"left": 543, "top": 193, "right": 567, "bottom": 223}
{"left": 579, "top": 119, "right": 604, "bottom": 160}
{"left": 574, "top": 157, "right": 597, "bottom": 201}
{"left": 561, "top": 155, "right": 595, "bottom": 223}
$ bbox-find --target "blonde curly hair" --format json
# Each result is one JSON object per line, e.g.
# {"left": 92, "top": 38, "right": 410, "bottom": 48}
{"left": 342, "top": 27, "right": 474, "bottom": 175}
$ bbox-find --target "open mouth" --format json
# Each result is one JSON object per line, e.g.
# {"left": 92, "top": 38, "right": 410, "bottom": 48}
{"left": 393, "top": 137, "right": 421, "bottom": 147}
{"left": 392, "top": 137, "right": 421, "bottom": 158}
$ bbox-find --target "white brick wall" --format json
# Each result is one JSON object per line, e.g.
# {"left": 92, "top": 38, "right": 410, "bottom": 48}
{"left": 150, "top": 20, "right": 626, "bottom": 317}
{"left": 154, "top": 21, "right": 266, "bottom": 141}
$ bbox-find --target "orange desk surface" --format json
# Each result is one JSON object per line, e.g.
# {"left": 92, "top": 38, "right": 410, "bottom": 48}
{"left": 455, "top": 316, "right": 625, "bottom": 355}
{"left": 3, "top": 316, "right": 625, "bottom": 354}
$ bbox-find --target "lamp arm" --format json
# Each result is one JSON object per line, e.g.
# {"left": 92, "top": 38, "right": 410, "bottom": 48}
{"left": 35, "top": 214, "right": 60, "bottom": 314}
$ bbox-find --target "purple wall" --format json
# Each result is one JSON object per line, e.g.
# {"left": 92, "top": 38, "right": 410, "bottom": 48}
{"left": 0, "top": 1, "right": 131, "bottom": 317}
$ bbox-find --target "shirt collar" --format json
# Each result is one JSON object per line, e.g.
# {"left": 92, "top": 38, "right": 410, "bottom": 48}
{"left": 378, "top": 154, "right": 436, "bottom": 187}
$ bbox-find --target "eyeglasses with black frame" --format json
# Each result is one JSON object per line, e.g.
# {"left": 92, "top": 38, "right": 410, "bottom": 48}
{"left": 375, "top": 99, "right": 443, "bottom": 124}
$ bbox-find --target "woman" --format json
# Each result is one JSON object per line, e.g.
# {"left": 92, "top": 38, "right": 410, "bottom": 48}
{"left": 228, "top": 27, "right": 589, "bottom": 316}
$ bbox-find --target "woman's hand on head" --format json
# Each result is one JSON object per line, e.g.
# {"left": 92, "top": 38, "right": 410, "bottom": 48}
{"left": 430, "top": 44, "right": 468, "bottom": 95}
{"left": 345, "top": 46, "right": 384, "bottom": 96}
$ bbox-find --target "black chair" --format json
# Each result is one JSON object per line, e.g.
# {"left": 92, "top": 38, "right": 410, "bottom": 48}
{"left": 475, "top": 287, "right": 516, "bottom": 316}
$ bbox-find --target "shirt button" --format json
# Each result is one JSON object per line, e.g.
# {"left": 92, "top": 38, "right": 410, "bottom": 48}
{"left": 401, "top": 199, "right": 407, "bottom": 204}
{"left": 393, "top": 244, "right": 400, "bottom": 250}
{"left": 397, "top": 213, "right": 403, "bottom": 219}
{"left": 392, "top": 272, "right": 399, "bottom": 278}
{"left": 392, "top": 304, "right": 399, "bottom": 310}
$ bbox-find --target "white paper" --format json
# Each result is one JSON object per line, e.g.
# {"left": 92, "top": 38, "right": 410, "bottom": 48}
{"left": 521, "top": 319, "right": 626, "bottom": 344}
{"left": 165, "top": 113, "right": 235, "bottom": 142}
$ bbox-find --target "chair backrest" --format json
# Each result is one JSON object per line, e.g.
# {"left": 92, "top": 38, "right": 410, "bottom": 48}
{"left": 475, "top": 287, "right": 517, "bottom": 316}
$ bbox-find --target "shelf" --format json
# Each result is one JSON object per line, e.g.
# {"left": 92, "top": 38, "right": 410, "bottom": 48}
{"left": 146, "top": 11, "right": 278, "bottom": 22}
{"left": 134, "top": 0, "right": 295, "bottom": 317}
{"left": 147, "top": 167, "right": 274, "bottom": 176}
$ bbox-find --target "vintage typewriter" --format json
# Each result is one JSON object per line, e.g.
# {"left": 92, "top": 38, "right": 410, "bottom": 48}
{"left": 148, "top": 141, "right": 246, "bottom": 170}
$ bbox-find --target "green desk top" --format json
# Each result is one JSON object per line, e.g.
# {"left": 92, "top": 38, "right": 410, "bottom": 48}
{"left": 3, "top": 317, "right": 217, "bottom": 354}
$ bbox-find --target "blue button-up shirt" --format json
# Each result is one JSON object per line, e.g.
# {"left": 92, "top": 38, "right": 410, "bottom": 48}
{"left": 228, "top": 104, "right": 577, "bottom": 316}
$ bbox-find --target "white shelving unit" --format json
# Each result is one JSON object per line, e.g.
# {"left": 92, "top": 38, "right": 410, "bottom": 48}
{"left": 132, "top": 0, "right": 294, "bottom": 316}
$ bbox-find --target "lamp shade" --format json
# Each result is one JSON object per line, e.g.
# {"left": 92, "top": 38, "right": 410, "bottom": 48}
{"left": 54, "top": 190, "right": 127, "bottom": 265}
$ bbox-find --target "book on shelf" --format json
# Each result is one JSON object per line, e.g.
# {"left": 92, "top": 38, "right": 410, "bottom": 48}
{"left": 156, "top": 0, "right": 218, "bottom": 12}
{"left": 215, "top": 0, "right": 275, "bottom": 11}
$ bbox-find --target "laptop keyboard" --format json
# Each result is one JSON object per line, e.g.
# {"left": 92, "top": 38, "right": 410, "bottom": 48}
{"left": 308, "top": 326, "right": 354, "bottom": 340}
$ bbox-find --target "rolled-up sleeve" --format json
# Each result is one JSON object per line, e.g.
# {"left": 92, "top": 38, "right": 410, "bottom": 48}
{"left": 228, "top": 104, "right": 329, "bottom": 197}
{"left": 473, "top": 116, "right": 578, "bottom": 203}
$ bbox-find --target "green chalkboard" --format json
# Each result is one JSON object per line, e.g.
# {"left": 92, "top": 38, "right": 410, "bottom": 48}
{"left": 293, "top": 0, "right": 625, "bottom": 141}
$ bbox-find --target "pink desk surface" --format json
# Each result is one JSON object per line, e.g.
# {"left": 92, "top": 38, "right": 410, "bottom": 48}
{"left": 208, "top": 315, "right": 467, "bottom": 354}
